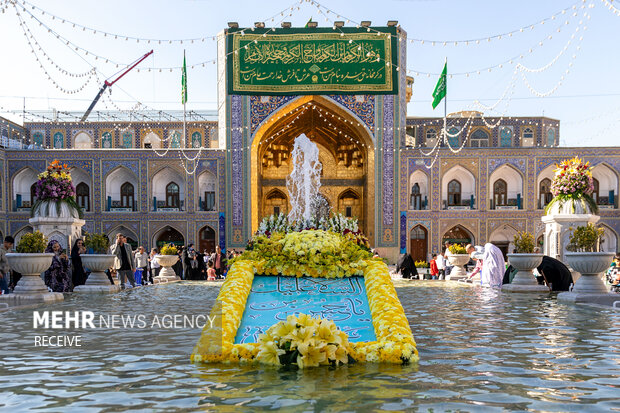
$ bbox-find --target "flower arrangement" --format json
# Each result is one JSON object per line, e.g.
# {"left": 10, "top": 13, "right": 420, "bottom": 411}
{"left": 448, "top": 243, "right": 468, "bottom": 255}
{"left": 546, "top": 157, "right": 598, "bottom": 215}
{"left": 191, "top": 259, "right": 419, "bottom": 365}
{"left": 31, "top": 160, "right": 83, "bottom": 219}
{"left": 567, "top": 223, "right": 605, "bottom": 252}
{"left": 160, "top": 244, "right": 178, "bottom": 255}
{"left": 513, "top": 231, "right": 536, "bottom": 254}
{"left": 16, "top": 231, "right": 48, "bottom": 253}
{"left": 414, "top": 260, "right": 429, "bottom": 268}
{"left": 256, "top": 314, "right": 351, "bottom": 368}
{"left": 234, "top": 230, "right": 375, "bottom": 278}
{"left": 84, "top": 233, "right": 110, "bottom": 254}
{"left": 255, "top": 213, "right": 369, "bottom": 250}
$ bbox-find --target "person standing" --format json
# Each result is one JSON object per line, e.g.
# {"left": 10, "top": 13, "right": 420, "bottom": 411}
{"left": 134, "top": 246, "right": 149, "bottom": 285}
{"left": 210, "top": 246, "right": 227, "bottom": 279}
{"left": 148, "top": 248, "right": 160, "bottom": 282}
{"left": 396, "top": 253, "right": 417, "bottom": 279}
{"left": 0, "top": 236, "right": 14, "bottom": 294}
{"left": 44, "top": 240, "right": 71, "bottom": 292}
{"left": 443, "top": 241, "right": 453, "bottom": 276}
{"left": 111, "top": 233, "right": 136, "bottom": 289}
{"left": 206, "top": 261, "right": 216, "bottom": 281}
{"left": 70, "top": 238, "right": 87, "bottom": 287}
{"left": 436, "top": 250, "right": 445, "bottom": 280}
{"left": 430, "top": 253, "right": 439, "bottom": 280}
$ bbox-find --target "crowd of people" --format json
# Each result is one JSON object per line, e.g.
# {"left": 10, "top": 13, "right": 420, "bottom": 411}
{"left": 0, "top": 232, "right": 241, "bottom": 294}
{"left": 395, "top": 241, "right": 620, "bottom": 292}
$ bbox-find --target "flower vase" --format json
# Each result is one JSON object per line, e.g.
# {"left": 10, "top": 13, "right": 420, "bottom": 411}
{"left": 446, "top": 254, "right": 469, "bottom": 280}
{"left": 502, "top": 253, "right": 549, "bottom": 293}
{"left": 0, "top": 253, "right": 64, "bottom": 303}
{"left": 74, "top": 254, "right": 120, "bottom": 293}
{"left": 154, "top": 254, "right": 180, "bottom": 283}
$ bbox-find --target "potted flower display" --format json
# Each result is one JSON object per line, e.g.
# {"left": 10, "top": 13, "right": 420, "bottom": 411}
{"left": 446, "top": 243, "right": 469, "bottom": 280}
{"left": 75, "top": 233, "right": 119, "bottom": 292}
{"left": 545, "top": 157, "right": 597, "bottom": 216}
{"left": 31, "top": 160, "right": 83, "bottom": 219}
{"left": 415, "top": 260, "right": 430, "bottom": 277}
{"left": 155, "top": 243, "right": 180, "bottom": 282}
{"left": 503, "top": 231, "right": 548, "bottom": 292}
{"left": 4, "top": 231, "right": 63, "bottom": 302}
{"left": 565, "top": 223, "right": 615, "bottom": 294}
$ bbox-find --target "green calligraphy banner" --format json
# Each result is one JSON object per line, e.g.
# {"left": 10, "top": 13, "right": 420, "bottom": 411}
{"left": 226, "top": 27, "right": 399, "bottom": 95}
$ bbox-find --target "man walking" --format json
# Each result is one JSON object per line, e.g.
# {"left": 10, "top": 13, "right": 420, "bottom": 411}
{"left": 0, "top": 236, "right": 14, "bottom": 294}
{"left": 111, "top": 233, "right": 136, "bottom": 289}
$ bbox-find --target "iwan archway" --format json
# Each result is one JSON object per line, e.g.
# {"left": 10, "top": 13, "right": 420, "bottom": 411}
{"left": 250, "top": 95, "right": 376, "bottom": 241}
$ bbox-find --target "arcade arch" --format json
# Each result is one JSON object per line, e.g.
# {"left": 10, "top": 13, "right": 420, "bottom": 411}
{"left": 250, "top": 95, "right": 375, "bottom": 240}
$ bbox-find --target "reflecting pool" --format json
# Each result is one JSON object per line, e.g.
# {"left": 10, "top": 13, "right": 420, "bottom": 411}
{"left": 1, "top": 281, "right": 619, "bottom": 411}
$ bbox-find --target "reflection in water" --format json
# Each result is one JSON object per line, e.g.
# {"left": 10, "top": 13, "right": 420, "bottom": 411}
{"left": 0, "top": 282, "right": 618, "bottom": 411}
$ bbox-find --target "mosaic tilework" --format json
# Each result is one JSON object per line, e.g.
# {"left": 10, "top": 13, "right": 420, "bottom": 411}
{"left": 8, "top": 159, "right": 45, "bottom": 177}
{"left": 382, "top": 94, "right": 395, "bottom": 227}
{"left": 249, "top": 96, "right": 296, "bottom": 134}
{"left": 328, "top": 95, "right": 375, "bottom": 131}
{"left": 488, "top": 158, "right": 527, "bottom": 175}
{"left": 101, "top": 159, "right": 140, "bottom": 178}
{"left": 231, "top": 95, "right": 244, "bottom": 228}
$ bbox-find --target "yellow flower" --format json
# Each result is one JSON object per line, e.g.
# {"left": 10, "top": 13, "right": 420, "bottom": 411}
{"left": 297, "top": 344, "right": 327, "bottom": 368}
{"left": 256, "top": 341, "right": 284, "bottom": 365}
{"left": 290, "top": 326, "right": 315, "bottom": 354}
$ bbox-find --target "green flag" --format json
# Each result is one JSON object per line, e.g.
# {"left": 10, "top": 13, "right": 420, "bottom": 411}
{"left": 305, "top": 17, "right": 313, "bottom": 28}
{"left": 181, "top": 51, "right": 187, "bottom": 105}
{"left": 432, "top": 62, "right": 447, "bottom": 109}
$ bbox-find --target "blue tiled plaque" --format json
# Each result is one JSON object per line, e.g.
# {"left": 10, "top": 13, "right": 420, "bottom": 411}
{"left": 234, "top": 276, "right": 376, "bottom": 344}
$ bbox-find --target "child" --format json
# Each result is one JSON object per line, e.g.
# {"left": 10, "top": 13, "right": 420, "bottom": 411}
{"left": 430, "top": 254, "right": 439, "bottom": 280}
{"left": 207, "top": 261, "right": 216, "bottom": 281}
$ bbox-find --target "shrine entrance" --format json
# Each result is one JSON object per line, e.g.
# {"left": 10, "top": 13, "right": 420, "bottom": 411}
{"left": 250, "top": 96, "right": 375, "bottom": 241}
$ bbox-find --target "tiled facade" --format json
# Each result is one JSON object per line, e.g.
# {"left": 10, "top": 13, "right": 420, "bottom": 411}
{"left": 1, "top": 114, "right": 619, "bottom": 261}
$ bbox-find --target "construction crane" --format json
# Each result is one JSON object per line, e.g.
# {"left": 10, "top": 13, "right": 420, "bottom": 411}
{"left": 80, "top": 50, "right": 154, "bottom": 122}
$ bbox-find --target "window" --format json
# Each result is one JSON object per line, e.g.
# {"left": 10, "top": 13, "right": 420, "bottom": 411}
{"left": 121, "top": 182, "right": 134, "bottom": 209}
{"left": 410, "top": 183, "right": 422, "bottom": 210}
{"left": 345, "top": 206, "right": 352, "bottom": 217}
{"left": 166, "top": 182, "right": 180, "bottom": 208}
{"left": 448, "top": 179, "right": 461, "bottom": 206}
{"left": 470, "top": 129, "right": 489, "bottom": 148}
{"left": 447, "top": 127, "right": 459, "bottom": 148}
{"left": 273, "top": 206, "right": 280, "bottom": 216}
{"left": 204, "top": 190, "right": 216, "bottom": 211}
{"left": 30, "top": 183, "right": 37, "bottom": 204}
{"left": 593, "top": 178, "right": 599, "bottom": 202}
{"left": 76, "top": 183, "right": 90, "bottom": 211}
{"left": 500, "top": 127, "right": 512, "bottom": 147}
{"left": 425, "top": 128, "right": 437, "bottom": 147}
{"left": 493, "top": 179, "right": 507, "bottom": 207}
{"left": 539, "top": 178, "right": 552, "bottom": 207}
{"left": 522, "top": 127, "right": 534, "bottom": 147}
{"left": 410, "top": 226, "right": 426, "bottom": 240}
{"left": 547, "top": 128, "right": 555, "bottom": 146}
{"left": 405, "top": 126, "right": 416, "bottom": 147}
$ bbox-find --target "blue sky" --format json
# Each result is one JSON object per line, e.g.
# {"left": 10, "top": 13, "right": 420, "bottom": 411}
{"left": 0, "top": 0, "right": 618, "bottom": 146}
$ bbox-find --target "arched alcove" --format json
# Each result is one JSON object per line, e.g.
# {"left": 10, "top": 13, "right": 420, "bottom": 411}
{"left": 409, "top": 170, "right": 429, "bottom": 210}
{"left": 197, "top": 170, "right": 217, "bottom": 211}
{"left": 104, "top": 166, "right": 138, "bottom": 211}
{"left": 12, "top": 167, "right": 38, "bottom": 210}
{"left": 489, "top": 165, "right": 523, "bottom": 209}
{"left": 442, "top": 166, "right": 475, "bottom": 209}
{"left": 152, "top": 167, "right": 185, "bottom": 211}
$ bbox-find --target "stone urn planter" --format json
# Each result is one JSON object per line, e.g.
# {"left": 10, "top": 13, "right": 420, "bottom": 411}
{"left": 32, "top": 200, "right": 81, "bottom": 219}
{"left": 0, "top": 253, "right": 64, "bottom": 303}
{"left": 153, "top": 254, "right": 180, "bottom": 283}
{"left": 565, "top": 252, "right": 615, "bottom": 294}
{"left": 446, "top": 254, "right": 470, "bottom": 280}
{"left": 74, "top": 254, "right": 120, "bottom": 293}
{"left": 502, "top": 253, "right": 549, "bottom": 293}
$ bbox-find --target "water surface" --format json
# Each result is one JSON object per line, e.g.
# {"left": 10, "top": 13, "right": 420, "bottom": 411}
{"left": 1, "top": 281, "right": 619, "bottom": 412}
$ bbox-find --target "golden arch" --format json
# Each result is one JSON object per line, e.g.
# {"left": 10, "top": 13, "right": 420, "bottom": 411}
{"left": 250, "top": 95, "right": 375, "bottom": 242}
